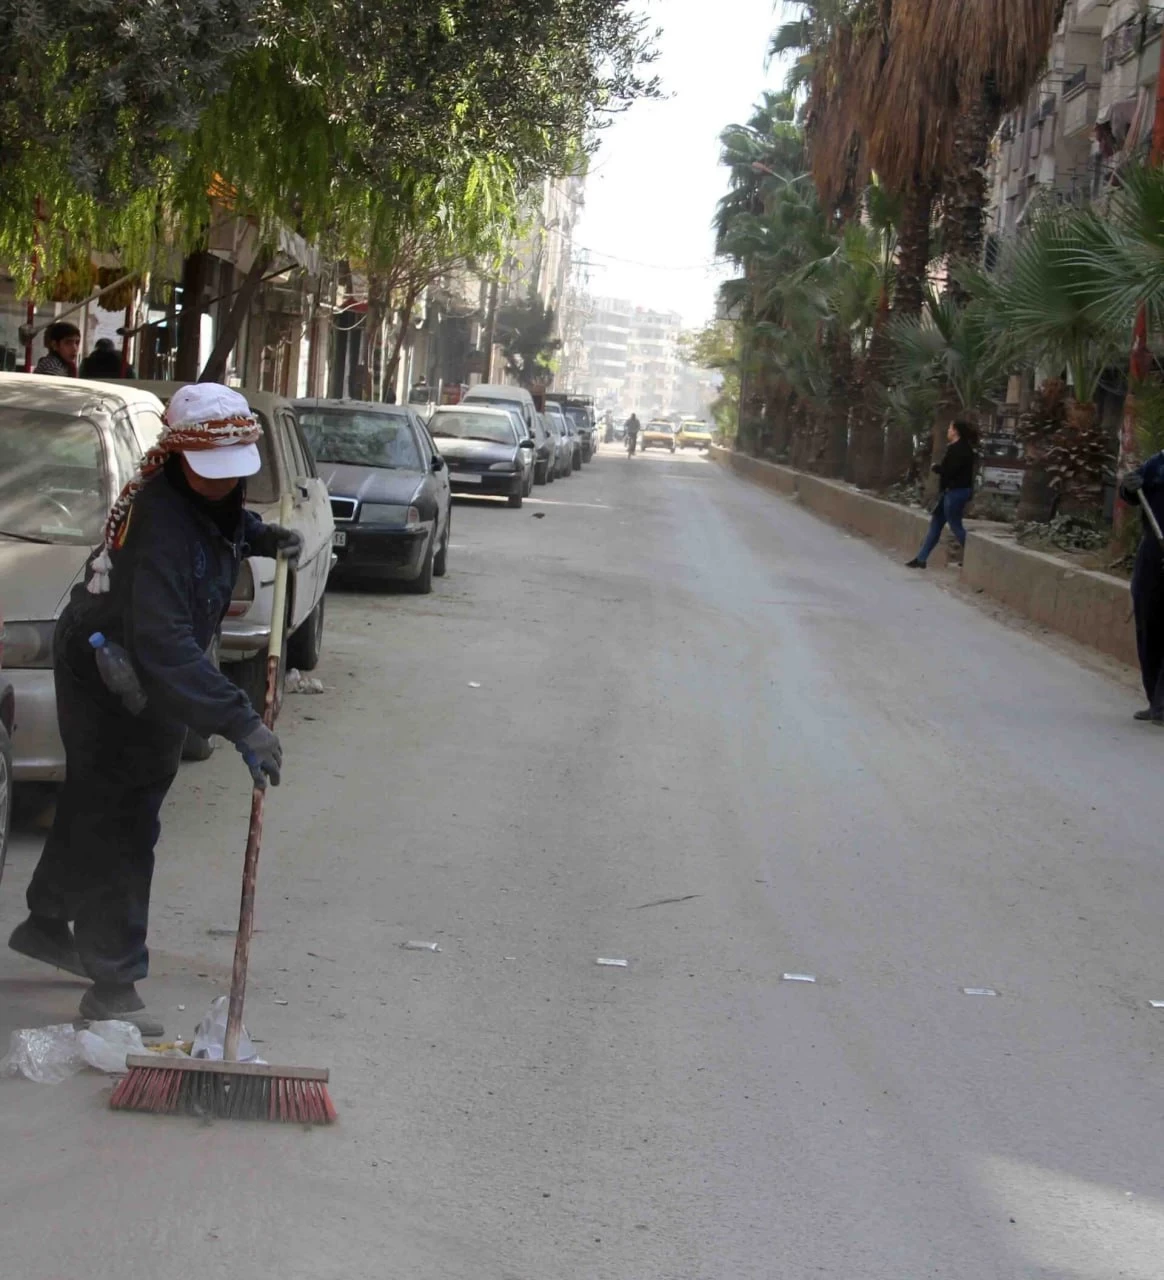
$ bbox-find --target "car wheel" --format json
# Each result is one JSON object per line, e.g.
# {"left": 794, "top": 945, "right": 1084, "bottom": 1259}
{"left": 535, "top": 461, "right": 547, "bottom": 485}
{"left": 434, "top": 507, "right": 450, "bottom": 577}
{"left": 524, "top": 469, "right": 534, "bottom": 497}
{"left": 287, "top": 594, "right": 325, "bottom": 672}
{"left": 0, "top": 720, "right": 11, "bottom": 886}
{"left": 408, "top": 529, "right": 436, "bottom": 593}
{"left": 670, "top": 444, "right": 676, "bottom": 453}
{"left": 508, "top": 491, "right": 523, "bottom": 508}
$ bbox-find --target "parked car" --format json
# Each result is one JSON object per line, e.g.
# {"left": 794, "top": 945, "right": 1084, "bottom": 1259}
{"left": 0, "top": 374, "right": 168, "bottom": 781}
{"left": 429, "top": 404, "right": 536, "bottom": 507}
{"left": 0, "top": 629, "right": 12, "bottom": 881}
{"left": 543, "top": 407, "right": 573, "bottom": 478}
{"left": 641, "top": 420, "right": 677, "bottom": 453}
{"left": 531, "top": 413, "right": 557, "bottom": 485}
{"left": 295, "top": 399, "right": 451, "bottom": 592}
{"left": 461, "top": 384, "right": 540, "bottom": 438}
{"left": 545, "top": 401, "right": 580, "bottom": 472}
{"left": 677, "top": 419, "right": 715, "bottom": 450}
{"left": 548, "top": 394, "right": 598, "bottom": 462}
{"left": 121, "top": 381, "right": 334, "bottom": 713}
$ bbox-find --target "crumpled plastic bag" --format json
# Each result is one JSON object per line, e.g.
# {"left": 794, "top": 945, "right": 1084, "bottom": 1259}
{"left": 0, "top": 1020, "right": 146, "bottom": 1083}
{"left": 192, "top": 995, "right": 262, "bottom": 1063}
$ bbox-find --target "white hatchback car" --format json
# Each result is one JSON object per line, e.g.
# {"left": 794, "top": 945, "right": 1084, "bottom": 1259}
{"left": 0, "top": 374, "right": 168, "bottom": 780}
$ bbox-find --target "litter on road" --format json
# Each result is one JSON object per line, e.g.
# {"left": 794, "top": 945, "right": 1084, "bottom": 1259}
{"left": 286, "top": 669, "right": 325, "bottom": 695}
{"left": 781, "top": 973, "right": 817, "bottom": 983}
{"left": 1149, "top": 1000, "right": 1164, "bottom": 1009}
{"left": 467, "top": 682, "right": 482, "bottom": 689}
{"left": 961, "top": 987, "right": 1000, "bottom": 997}
{"left": 402, "top": 941, "right": 441, "bottom": 952}
{"left": 596, "top": 957, "right": 629, "bottom": 967}
{"left": 1, "top": 1020, "right": 152, "bottom": 1083}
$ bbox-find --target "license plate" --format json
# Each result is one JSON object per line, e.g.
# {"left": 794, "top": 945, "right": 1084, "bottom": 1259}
{"left": 454, "top": 473, "right": 482, "bottom": 484}
{"left": 332, "top": 530, "right": 348, "bottom": 547}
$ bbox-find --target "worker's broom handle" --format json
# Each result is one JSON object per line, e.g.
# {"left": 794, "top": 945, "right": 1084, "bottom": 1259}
{"left": 225, "top": 494, "right": 293, "bottom": 1063}
{"left": 1137, "top": 489, "right": 1164, "bottom": 552}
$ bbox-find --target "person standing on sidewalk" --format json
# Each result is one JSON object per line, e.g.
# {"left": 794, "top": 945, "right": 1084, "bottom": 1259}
{"left": 34, "top": 321, "right": 81, "bottom": 376}
{"left": 7, "top": 383, "right": 300, "bottom": 1036}
{"left": 1119, "top": 452, "right": 1164, "bottom": 723}
{"left": 906, "top": 418, "right": 978, "bottom": 569}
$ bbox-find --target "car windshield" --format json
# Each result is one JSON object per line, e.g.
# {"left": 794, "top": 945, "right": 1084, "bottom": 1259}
{"left": 298, "top": 408, "right": 422, "bottom": 470}
{"left": 564, "top": 406, "right": 590, "bottom": 432}
{"left": 0, "top": 409, "right": 108, "bottom": 544}
{"left": 431, "top": 411, "right": 517, "bottom": 445}
{"left": 684, "top": 422, "right": 709, "bottom": 432}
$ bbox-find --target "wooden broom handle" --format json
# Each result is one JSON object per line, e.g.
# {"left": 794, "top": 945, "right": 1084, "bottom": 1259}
{"left": 224, "top": 493, "right": 293, "bottom": 1063}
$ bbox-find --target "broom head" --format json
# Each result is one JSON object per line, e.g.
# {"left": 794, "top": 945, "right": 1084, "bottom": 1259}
{"left": 110, "top": 1055, "right": 336, "bottom": 1124}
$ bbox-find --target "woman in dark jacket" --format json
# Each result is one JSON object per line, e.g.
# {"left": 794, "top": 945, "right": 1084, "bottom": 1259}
{"left": 906, "top": 418, "right": 977, "bottom": 569}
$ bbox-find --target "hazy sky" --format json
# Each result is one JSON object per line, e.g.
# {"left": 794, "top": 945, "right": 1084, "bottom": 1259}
{"left": 573, "top": 0, "right": 780, "bottom": 331}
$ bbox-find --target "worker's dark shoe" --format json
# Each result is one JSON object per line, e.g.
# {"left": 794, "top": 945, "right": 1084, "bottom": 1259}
{"left": 905, "top": 558, "right": 925, "bottom": 569}
{"left": 1133, "top": 707, "right": 1164, "bottom": 723}
{"left": 79, "top": 984, "right": 165, "bottom": 1038}
{"left": 8, "top": 917, "right": 86, "bottom": 978}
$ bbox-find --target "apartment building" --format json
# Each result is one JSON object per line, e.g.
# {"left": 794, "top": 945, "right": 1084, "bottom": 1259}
{"left": 985, "top": 0, "right": 1161, "bottom": 249}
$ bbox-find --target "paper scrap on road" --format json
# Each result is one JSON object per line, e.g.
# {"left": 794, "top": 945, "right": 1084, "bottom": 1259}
{"left": 402, "top": 941, "right": 441, "bottom": 952}
{"left": 633, "top": 893, "right": 700, "bottom": 910}
{"left": 1149, "top": 1000, "right": 1164, "bottom": 1009}
{"left": 287, "top": 668, "right": 325, "bottom": 695}
{"left": 596, "top": 957, "right": 629, "bottom": 967}
{"left": 962, "top": 987, "right": 999, "bottom": 997}
{"left": 467, "top": 682, "right": 482, "bottom": 689}
{"left": 781, "top": 973, "right": 817, "bottom": 983}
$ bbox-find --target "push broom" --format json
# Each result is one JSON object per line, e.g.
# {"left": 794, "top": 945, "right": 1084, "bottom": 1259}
{"left": 111, "top": 495, "right": 336, "bottom": 1124}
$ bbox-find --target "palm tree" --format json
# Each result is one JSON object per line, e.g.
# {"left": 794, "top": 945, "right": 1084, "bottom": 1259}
{"left": 976, "top": 215, "right": 1128, "bottom": 518}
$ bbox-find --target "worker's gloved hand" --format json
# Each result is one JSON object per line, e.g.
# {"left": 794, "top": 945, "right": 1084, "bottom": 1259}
{"left": 930, "top": 464, "right": 942, "bottom": 475}
{"left": 251, "top": 524, "right": 303, "bottom": 562}
{"left": 1120, "top": 471, "right": 1144, "bottom": 500}
{"left": 238, "top": 724, "right": 283, "bottom": 789}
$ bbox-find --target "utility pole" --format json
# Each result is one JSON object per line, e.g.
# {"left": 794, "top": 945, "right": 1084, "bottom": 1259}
{"left": 481, "top": 276, "right": 499, "bottom": 383}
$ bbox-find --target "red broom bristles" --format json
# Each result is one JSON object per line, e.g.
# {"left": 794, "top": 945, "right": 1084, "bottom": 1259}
{"left": 110, "top": 1061, "right": 336, "bottom": 1124}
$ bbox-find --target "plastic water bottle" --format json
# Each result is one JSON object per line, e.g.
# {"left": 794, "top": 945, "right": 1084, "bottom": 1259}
{"left": 89, "top": 632, "right": 147, "bottom": 715}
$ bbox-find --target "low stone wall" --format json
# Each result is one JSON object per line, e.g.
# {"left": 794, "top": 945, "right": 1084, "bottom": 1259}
{"left": 710, "top": 446, "right": 1135, "bottom": 667}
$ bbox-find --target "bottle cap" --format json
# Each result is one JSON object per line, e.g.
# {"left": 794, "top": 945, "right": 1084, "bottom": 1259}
{"left": 89, "top": 632, "right": 105, "bottom": 649}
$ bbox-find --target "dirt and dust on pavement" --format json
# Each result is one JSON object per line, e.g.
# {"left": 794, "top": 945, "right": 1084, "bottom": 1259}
{"left": 3, "top": 448, "right": 1164, "bottom": 1280}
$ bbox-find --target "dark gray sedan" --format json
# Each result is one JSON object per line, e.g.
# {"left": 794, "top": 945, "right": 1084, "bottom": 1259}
{"left": 429, "top": 405, "right": 536, "bottom": 508}
{"left": 295, "top": 399, "right": 451, "bottom": 593}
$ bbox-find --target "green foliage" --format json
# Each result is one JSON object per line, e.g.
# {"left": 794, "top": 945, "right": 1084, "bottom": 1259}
{"left": 683, "top": 320, "right": 741, "bottom": 439}
{"left": 496, "top": 297, "right": 561, "bottom": 388}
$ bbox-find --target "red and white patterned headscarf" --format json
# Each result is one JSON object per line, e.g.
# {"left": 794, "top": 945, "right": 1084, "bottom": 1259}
{"left": 88, "top": 383, "right": 262, "bottom": 595}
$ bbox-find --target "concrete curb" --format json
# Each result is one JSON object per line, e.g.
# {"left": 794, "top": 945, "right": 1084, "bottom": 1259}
{"left": 710, "top": 445, "right": 1136, "bottom": 667}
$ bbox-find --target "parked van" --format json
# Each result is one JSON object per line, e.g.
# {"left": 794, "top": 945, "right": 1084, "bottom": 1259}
{"left": 461, "top": 384, "right": 539, "bottom": 438}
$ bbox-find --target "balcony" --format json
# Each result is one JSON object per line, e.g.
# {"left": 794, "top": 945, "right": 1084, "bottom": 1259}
{"left": 1062, "top": 83, "right": 1100, "bottom": 135}
{"left": 1075, "top": 0, "right": 1110, "bottom": 31}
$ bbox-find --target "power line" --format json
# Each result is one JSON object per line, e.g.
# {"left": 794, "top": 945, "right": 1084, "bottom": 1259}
{"left": 576, "top": 245, "right": 724, "bottom": 272}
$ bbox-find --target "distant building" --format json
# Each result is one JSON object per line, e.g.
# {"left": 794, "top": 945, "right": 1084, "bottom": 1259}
{"left": 575, "top": 297, "right": 683, "bottom": 418}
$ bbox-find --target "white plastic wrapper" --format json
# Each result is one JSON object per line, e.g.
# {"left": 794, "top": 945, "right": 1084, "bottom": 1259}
{"left": 191, "top": 995, "right": 263, "bottom": 1063}
{"left": 0, "top": 1020, "right": 146, "bottom": 1083}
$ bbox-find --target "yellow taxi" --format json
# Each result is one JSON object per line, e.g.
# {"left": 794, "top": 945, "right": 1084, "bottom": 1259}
{"left": 677, "top": 419, "right": 714, "bottom": 450}
{"left": 640, "top": 420, "right": 676, "bottom": 453}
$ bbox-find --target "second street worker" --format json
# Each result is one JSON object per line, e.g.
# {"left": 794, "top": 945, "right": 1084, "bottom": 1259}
{"left": 7, "top": 383, "right": 302, "bottom": 1036}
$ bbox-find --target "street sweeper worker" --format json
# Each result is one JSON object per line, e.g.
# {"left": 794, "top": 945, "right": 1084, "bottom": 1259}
{"left": 7, "top": 383, "right": 302, "bottom": 1036}
{"left": 1120, "top": 451, "right": 1164, "bottom": 725}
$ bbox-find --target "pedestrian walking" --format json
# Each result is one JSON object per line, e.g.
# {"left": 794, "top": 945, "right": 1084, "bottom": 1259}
{"left": 80, "top": 336, "right": 133, "bottom": 378}
{"left": 7, "top": 383, "right": 301, "bottom": 1035}
{"left": 34, "top": 321, "right": 81, "bottom": 376}
{"left": 906, "top": 418, "right": 978, "bottom": 569}
{"left": 1119, "top": 452, "right": 1164, "bottom": 723}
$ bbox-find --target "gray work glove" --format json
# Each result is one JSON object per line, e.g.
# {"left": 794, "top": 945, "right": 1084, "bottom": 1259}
{"left": 252, "top": 523, "right": 303, "bottom": 562}
{"left": 238, "top": 724, "right": 283, "bottom": 789}
{"left": 1120, "top": 471, "right": 1144, "bottom": 498}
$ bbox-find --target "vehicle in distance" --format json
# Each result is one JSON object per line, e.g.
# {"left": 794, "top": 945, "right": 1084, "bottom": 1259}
{"left": 429, "top": 405, "right": 536, "bottom": 507}
{"left": 296, "top": 399, "right": 452, "bottom": 593}
{"left": 640, "top": 420, "right": 677, "bottom": 453}
{"left": 677, "top": 419, "right": 715, "bottom": 450}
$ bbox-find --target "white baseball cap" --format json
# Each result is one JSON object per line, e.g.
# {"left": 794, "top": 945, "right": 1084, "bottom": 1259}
{"left": 167, "top": 382, "right": 263, "bottom": 480}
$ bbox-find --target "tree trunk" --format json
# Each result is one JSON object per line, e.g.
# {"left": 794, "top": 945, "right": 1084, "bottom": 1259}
{"left": 198, "top": 249, "right": 273, "bottom": 384}
{"left": 849, "top": 286, "right": 891, "bottom": 488}
{"left": 894, "top": 178, "right": 934, "bottom": 320}
{"left": 384, "top": 287, "right": 419, "bottom": 402}
{"left": 941, "top": 81, "right": 996, "bottom": 303}
{"left": 175, "top": 250, "right": 211, "bottom": 381}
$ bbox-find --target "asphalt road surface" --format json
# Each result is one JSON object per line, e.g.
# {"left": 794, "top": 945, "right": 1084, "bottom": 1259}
{"left": 2, "top": 446, "right": 1163, "bottom": 1280}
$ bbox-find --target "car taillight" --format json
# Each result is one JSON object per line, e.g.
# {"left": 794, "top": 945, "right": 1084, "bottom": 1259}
{"left": 228, "top": 560, "right": 255, "bottom": 617}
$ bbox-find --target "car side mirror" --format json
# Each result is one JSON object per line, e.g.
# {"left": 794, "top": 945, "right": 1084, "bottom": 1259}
{"left": 431, "top": 455, "right": 445, "bottom": 472}
{"left": 520, "top": 439, "right": 535, "bottom": 450}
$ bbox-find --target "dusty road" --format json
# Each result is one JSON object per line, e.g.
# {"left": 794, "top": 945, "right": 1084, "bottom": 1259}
{"left": 3, "top": 447, "right": 1164, "bottom": 1279}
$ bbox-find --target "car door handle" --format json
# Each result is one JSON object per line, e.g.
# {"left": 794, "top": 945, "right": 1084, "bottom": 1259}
{"left": 295, "top": 480, "right": 310, "bottom": 499}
